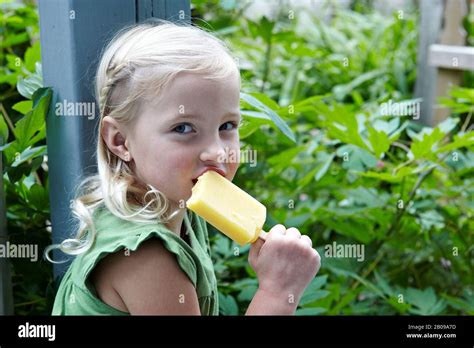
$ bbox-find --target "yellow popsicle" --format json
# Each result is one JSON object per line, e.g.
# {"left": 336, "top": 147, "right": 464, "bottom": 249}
{"left": 186, "top": 171, "right": 267, "bottom": 246}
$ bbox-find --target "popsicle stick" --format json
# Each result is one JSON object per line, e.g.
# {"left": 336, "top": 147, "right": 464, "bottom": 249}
{"left": 257, "top": 230, "right": 268, "bottom": 241}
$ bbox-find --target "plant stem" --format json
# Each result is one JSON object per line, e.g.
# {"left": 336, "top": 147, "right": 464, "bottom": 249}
{"left": 260, "top": 33, "right": 273, "bottom": 93}
{"left": 461, "top": 111, "right": 472, "bottom": 133}
{"left": 392, "top": 141, "right": 410, "bottom": 153}
{"left": 0, "top": 102, "right": 15, "bottom": 136}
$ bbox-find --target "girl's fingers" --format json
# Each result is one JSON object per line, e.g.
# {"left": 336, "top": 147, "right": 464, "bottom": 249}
{"left": 285, "top": 227, "right": 301, "bottom": 239}
{"left": 301, "top": 235, "right": 313, "bottom": 247}
{"left": 249, "top": 237, "right": 265, "bottom": 261}
{"left": 268, "top": 224, "right": 286, "bottom": 237}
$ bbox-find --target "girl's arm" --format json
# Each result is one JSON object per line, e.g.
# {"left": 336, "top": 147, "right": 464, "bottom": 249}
{"left": 94, "top": 235, "right": 314, "bottom": 315}
{"left": 245, "top": 288, "right": 297, "bottom": 315}
{"left": 92, "top": 239, "right": 201, "bottom": 315}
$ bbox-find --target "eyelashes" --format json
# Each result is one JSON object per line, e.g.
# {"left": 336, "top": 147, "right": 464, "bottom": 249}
{"left": 172, "top": 121, "right": 239, "bottom": 134}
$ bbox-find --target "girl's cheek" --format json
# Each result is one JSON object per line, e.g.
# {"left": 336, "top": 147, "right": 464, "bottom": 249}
{"left": 228, "top": 141, "right": 241, "bottom": 175}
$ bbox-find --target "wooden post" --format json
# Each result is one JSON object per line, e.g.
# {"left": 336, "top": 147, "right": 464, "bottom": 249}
{"left": 414, "top": 0, "right": 444, "bottom": 125}
{"left": 431, "top": 0, "right": 469, "bottom": 125}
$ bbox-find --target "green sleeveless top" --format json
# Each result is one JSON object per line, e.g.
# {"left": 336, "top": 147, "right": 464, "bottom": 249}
{"left": 51, "top": 206, "right": 219, "bottom": 315}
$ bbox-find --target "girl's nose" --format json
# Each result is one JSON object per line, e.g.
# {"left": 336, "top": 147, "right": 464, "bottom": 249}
{"left": 199, "top": 142, "right": 227, "bottom": 165}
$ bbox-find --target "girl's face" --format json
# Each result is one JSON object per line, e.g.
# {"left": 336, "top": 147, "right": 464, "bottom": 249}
{"left": 126, "top": 72, "right": 241, "bottom": 209}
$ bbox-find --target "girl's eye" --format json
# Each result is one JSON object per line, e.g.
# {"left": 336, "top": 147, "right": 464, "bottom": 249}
{"left": 173, "top": 123, "right": 194, "bottom": 134}
{"left": 220, "top": 121, "right": 238, "bottom": 131}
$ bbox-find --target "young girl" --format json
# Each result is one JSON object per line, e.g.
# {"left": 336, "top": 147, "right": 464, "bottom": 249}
{"left": 49, "top": 20, "right": 320, "bottom": 315}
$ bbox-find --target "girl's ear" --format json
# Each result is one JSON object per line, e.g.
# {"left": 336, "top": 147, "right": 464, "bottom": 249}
{"left": 101, "top": 116, "right": 132, "bottom": 161}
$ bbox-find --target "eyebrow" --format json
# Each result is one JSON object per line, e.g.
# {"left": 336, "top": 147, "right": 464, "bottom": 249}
{"left": 172, "top": 112, "right": 241, "bottom": 121}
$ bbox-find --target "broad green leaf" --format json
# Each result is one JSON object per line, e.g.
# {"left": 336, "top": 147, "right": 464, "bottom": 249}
{"left": 435, "top": 131, "right": 474, "bottom": 154}
{"left": 315, "top": 153, "right": 335, "bottom": 181}
{"left": 11, "top": 145, "right": 46, "bottom": 167}
{"left": 437, "top": 117, "right": 459, "bottom": 134}
{"left": 17, "top": 72, "right": 43, "bottom": 99}
{"left": 295, "top": 307, "right": 327, "bottom": 315}
{"left": 24, "top": 40, "right": 41, "bottom": 73}
{"left": 267, "top": 145, "right": 305, "bottom": 173}
{"left": 336, "top": 144, "right": 377, "bottom": 171}
{"left": 0, "top": 113, "right": 8, "bottom": 145}
{"left": 27, "top": 183, "right": 49, "bottom": 212}
{"left": 0, "top": 32, "right": 29, "bottom": 48}
{"left": 218, "top": 292, "right": 239, "bottom": 315}
{"left": 316, "top": 102, "right": 370, "bottom": 151}
{"left": 367, "top": 126, "right": 391, "bottom": 158}
{"left": 326, "top": 265, "right": 386, "bottom": 299}
{"left": 319, "top": 214, "right": 374, "bottom": 244}
{"left": 240, "top": 92, "right": 296, "bottom": 142}
{"left": 417, "top": 210, "right": 445, "bottom": 231}
{"left": 406, "top": 287, "right": 446, "bottom": 315}
{"left": 332, "top": 69, "right": 385, "bottom": 101}
{"left": 14, "top": 88, "right": 51, "bottom": 151}
{"left": 409, "top": 127, "right": 445, "bottom": 160}
{"left": 355, "top": 166, "right": 416, "bottom": 183}
{"left": 299, "top": 290, "right": 330, "bottom": 306}
{"left": 237, "top": 285, "right": 258, "bottom": 302}
{"left": 12, "top": 100, "right": 33, "bottom": 115}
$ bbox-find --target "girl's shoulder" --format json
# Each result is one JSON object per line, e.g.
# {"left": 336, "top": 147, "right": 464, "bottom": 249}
{"left": 53, "top": 207, "right": 219, "bottom": 315}
{"left": 70, "top": 207, "right": 206, "bottom": 291}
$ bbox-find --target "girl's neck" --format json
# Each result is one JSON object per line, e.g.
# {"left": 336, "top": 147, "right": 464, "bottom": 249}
{"left": 164, "top": 208, "right": 186, "bottom": 237}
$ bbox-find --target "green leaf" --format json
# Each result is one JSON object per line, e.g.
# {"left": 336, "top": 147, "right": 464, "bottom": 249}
{"left": 319, "top": 213, "right": 375, "bottom": 244}
{"left": 336, "top": 144, "right": 377, "bottom": 171}
{"left": 295, "top": 307, "right": 327, "bottom": 315}
{"left": 17, "top": 63, "right": 43, "bottom": 99}
{"left": 435, "top": 131, "right": 474, "bottom": 154}
{"left": 0, "top": 113, "right": 9, "bottom": 146}
{"left": 27, "top": 183, "right": 49, "bottom": 212}
{"left": 237, "top": 286, "right": 257, "bottom": 302}
{"left": 439, "top": 87, "right": 474, "bottom": 114}
{"left": 0, "top": 32, "right": 29, "bottom": 48}
{"left": 409, "top": 127, "right": 445, "bottom": 160}
{"left": 24, "top": 40, "right": 41, "bottom": 73}
{"left": 267, "top": 145, "right": 305, "bottom": 174}
{"left": 14, "top": 88, "right": 52, "bottom": 151}
{"left": 240, "top": 92, "right": 296, "bottom": 143}
{"left": 315, "top": 153, "right": 335, "bottom": 181}
{"left": 297, "top": 151, "right": 334, "bottom": 188}
{"left": 299, "top": 275, "right": 330, "bottom": 306}
{"left": 406, "top": 287, "right": 446, "bottom": 315}
{"left": 367, "top": 126, "right": 391, "bottom": 158}
{"left": 218, "top": 292, "right": 239, "bottom": 315}
{"left": 437, "top": 117, "right": 459, "bottom": 134}
{"left": 239, "top": 111, "right": 271, "bottom": 139}
{"left": 299, "top": 290, "right": 331, "bottom": 306}
{"left": 332, "top": 69, "right": 385, "bottom": 101}
{"left": 355, "top": 167, "right": 416, "bottom": 183}
{"left": 316, "top": 102, "right": 370, "bottom": 151}
{"left": 213, "top": 235, "right": 232, "bottom": 257}
{"left": 326, "top": 265, "right": 386, "bottom": 299}
{"left": 417, "top": 210, "right": 445, "bottom": 231}
{"left": 11, "top": 145, "right": 46, "bottom": 167}
{"left": 12, "top": 100, "right": 33, "bottom": 115}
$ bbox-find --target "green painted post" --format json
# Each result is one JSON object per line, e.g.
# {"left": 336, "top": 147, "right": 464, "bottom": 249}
{"left": 38, "top": 0, "right": 190, "bottom": 280}
{"left": 0, "top": 153, "right": 14, "bottom": 315}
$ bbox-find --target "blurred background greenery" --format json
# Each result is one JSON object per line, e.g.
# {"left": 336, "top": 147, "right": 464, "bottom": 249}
{"left": 1, "top": 0, "right": 473, "bottom": 315}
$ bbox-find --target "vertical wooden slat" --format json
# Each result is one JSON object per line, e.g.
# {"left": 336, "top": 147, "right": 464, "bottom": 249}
{"left": 414, "top": 0, "right": 444, "bottom": 125}
{"left": 432, "top": 0, "right": 468, "bottom": 125}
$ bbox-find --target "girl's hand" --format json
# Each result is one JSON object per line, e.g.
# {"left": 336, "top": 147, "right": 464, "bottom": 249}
{"left": 248, "top": 224, "right": 321, "bottom": 304}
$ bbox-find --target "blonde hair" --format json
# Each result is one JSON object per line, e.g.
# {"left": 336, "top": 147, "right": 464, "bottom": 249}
{"left": 45, "top": 19, "right": 239, "bottom": 262}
